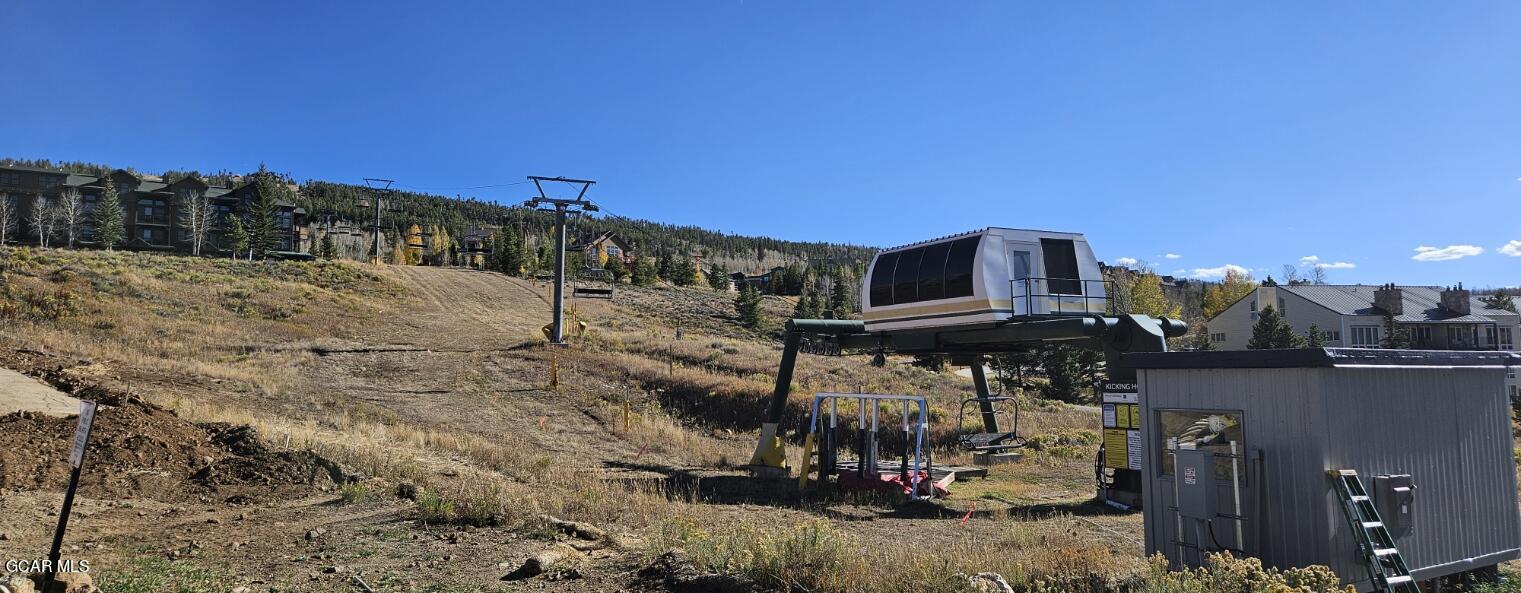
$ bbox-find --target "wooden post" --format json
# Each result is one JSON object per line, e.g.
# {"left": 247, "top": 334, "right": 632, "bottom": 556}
{"left": 549, "top": 351, "right": 560, "bottom": 393}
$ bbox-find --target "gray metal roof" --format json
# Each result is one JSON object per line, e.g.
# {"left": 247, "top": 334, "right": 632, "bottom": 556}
{"left": 133, "top": 181, "right": 169, "bottom": 193}
{"left": 1282, "top": 284, "right": 1514, "bottom": 324}
{"left": 1125, "top": 347, "right": 1521, "bottom": 369}
{"left": 63, "top": 173, "right": 101, "bottom": 186}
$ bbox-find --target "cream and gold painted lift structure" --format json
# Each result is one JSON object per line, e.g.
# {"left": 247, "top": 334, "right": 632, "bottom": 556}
{"left": 748, "top": 314, "right": 1187, "bottom": 508}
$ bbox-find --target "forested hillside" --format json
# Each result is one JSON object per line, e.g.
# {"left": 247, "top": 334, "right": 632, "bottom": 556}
{"left": 3, "top": 158, "right": 876, "bottom": 271}
{"left": 299, "top": 180, "right": 874, "bottom": 270}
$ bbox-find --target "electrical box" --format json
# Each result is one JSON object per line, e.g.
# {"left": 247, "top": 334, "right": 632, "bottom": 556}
{"left": 1374, "top": 474, "right": 1416, "bottom": 535}
{"left": 1174, "top": 448, "right": 1218, "bottom": 520}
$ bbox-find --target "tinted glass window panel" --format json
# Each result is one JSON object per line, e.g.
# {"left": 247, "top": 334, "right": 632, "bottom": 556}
{"left": 1157, "top": 410, "right": 1244, "bottom": 481}
{"left": 943, "top": 237, "right": 980, "bottom": 298}
{"left": 893, "top": 247, "right": 924, "bottom": 304}
{"left": 916, "top": 241, "right": 951, "bottom": 301}
{"left": 869, "top": 252, "right": 899, "bottom": 307}
{"left": 1040, "top": 238, "right": 1080, "bottom": 294}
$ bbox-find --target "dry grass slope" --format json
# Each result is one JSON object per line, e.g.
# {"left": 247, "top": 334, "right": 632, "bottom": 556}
{"left": 0, "top": 246, "right": 1373, "bottom": 592}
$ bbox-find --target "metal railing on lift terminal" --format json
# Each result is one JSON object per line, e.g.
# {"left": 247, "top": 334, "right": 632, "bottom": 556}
{"left": 1010, "top": 277, "right": 1113, "bottom": 316}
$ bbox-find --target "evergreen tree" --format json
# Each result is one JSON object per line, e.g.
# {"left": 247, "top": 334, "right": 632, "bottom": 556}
{"left": 792, "top": 290, "right": 824, "bottom": 319}
{"left": 707, "top": 265, "right": 730, "bottom": 290}
{"left": 1380, "top": 315, "right": 1412, "bottom": 349}
{"left": 1038, "top": 345, "right": 1097, "bottom": 404}
{"left": 735, "top": 283, "right": 763, "bottom": 329}
{"left": 319, "top": 233, "right": 338, "bottom": 260}
{"left": 655, "top": 249, "right": 674, "bottom": 281}
{"left": 828, "top": 275, "right": 854, "bottom": 318}
{"left": 492, "top": 227, "right": 526, "bottom": 276}
{"left": 1247, "top": 305, "right": 1303, "bottom": 349}
{"left": 1305, "top": 324, "right": 1327, "bottom": 348}
{"left": 668, "top": 255, "right": 698, "bottom": 287}
{"left": 604, "top": 255, "right": 628, "bottom": 282}
{"left": 631, "top": 256, "right": 657, "bottom": 287}
{"left": 989, "top": 349, "right": 1043, "bottom": 392}
{"left": 1482, "top": 290, "right": 1518, "bottom": 313}
{"left": 535, "top": 239, "right": 552, "bottom": 274}
{"left": 226, "top": 216, "right": 249, "bottom": 259}
{"left": 92, "top": 182, "right": 125, "bottom": 251}
{"left": 246, "top": 173, "right": 285, "bottom": 258}
{"left": 1273, "top": 314, "right": 1306, "bottom": 349}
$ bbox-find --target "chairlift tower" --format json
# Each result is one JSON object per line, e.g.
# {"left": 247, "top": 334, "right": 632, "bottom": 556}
{"left": 363, "top": 178, "right": 396, "bottom": 264}
{"left": 524, "top": 176, "right": 599, "bottom": 345}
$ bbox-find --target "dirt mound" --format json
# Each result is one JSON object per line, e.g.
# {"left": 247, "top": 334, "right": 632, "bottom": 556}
{"left": 0, "top": 398, "right": 353, "bottom": 502}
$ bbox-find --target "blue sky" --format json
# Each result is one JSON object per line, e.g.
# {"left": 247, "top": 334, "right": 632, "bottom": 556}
{"left": 3, "top": 1, "right": 1519, "bottom": 286}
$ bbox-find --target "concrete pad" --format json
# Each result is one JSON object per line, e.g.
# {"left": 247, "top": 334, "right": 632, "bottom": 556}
{"left": 973, "top": 451, "right": 1025, "bottom": 466}
{"left": 0, "top": 367, "right": 78, "bottom": 417}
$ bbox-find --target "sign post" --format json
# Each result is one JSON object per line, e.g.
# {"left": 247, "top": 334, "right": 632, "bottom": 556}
{"left": 43, "top": 400, "right": 96, "bottom": 593}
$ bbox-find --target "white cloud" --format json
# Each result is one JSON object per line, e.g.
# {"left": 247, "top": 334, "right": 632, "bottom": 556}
{"left": 1500, "top": 240, "right": 1521, "bottom": 257}
{"left": 1315, "top": 261, "right": 1356, "bottom": 270}
{"left": 1412, "top": 245, "right": 1484, "bottom": 262}
{"left": 1114, "top": 257, "right": 1138, "bottom": 266}
{"left": 1163, "top": 253, "right": 1182, "bottom": 260}
{"left": 1299, "top": 255, "right": 1320, "bottom": 264}
{"left": 1186, "top": 264, "right": 1249, "bottom": 280}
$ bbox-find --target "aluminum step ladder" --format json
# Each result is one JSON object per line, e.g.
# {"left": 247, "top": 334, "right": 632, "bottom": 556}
{"left": 1328, "top": 470, "right": 1420, "bottom": 593}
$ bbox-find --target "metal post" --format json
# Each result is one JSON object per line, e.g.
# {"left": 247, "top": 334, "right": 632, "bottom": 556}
{"left": 969, "top": 359, "right": 999, "bottom": 433}
{"left": 856, "top": 396, "right": 866, "bottom": 477}
{"left": 899, "top": 400, "right": 910, "bottom": 483}
{"left": 749, "top": 329, "right": 801, "bottom": 471}
{"left": 1230, "top": 440, "right": 1244, "bottom": 549}
{"left": 524, "top": 176, "right": 598, "bottom": 346}
{"left": 45, "top": 400, "right": 95, "bottom": 593}
{"left": 363, "top": 178, "right": 394, "bottom": 264}
{"left": 551, "top": 204, "right": 567, "bottom": 344}
{"left": 43, "top": 464, "right": 82, "bottom": 592}
{"left": 1171, "top": 448, "right": 1184, "bottom": 569}
{"left": 373, "top": 192, "right": 382, "bottom": 262}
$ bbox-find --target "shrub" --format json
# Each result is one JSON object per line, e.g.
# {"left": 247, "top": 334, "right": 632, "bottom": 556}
{"left": 338, "top": 482, "right": 375, "bottom": 505}
{"left": 415, "top": 489, "right": 456, "bottom": 525}
{"left": 1018, "top": 428, "right": 1102, "bottom": 460}
{"left": 1137, "top": 553, "right": 1352, "bottom": 593}
{"left": 651, "top": 518, "right": 866, "bottom": 593}
{"left": 0, "top": 281, "right": 81, "bottom": 321}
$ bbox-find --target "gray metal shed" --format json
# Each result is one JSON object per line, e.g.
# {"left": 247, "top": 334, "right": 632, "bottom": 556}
{"left": 1125, "top": 348, "right": 1521, "bottom": 591}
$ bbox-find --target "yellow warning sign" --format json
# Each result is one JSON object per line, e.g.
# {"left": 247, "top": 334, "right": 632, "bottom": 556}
{"left": 1127, "top": 404, "right": 1141, "bottom": 429}
{"left": 1103, "top": 428, "right": 1129, "bottom": 469}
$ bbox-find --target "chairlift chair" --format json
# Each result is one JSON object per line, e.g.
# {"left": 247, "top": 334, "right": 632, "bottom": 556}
{"left": 572, "top": 267, "right": 615, "bottom": 300}
{"left": 957, "top": 395, "right": 1026, "bottom": 453}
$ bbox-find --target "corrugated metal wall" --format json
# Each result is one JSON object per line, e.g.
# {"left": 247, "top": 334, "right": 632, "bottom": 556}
{"left": 1323, "top": 367, "right": 1520, "bottom": 583}
{"left": 1140, "top": 364, "right": 1519, "bottom": 591}
{"left": 1140, "top": 367, "right": 1336, "bottom": 571}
